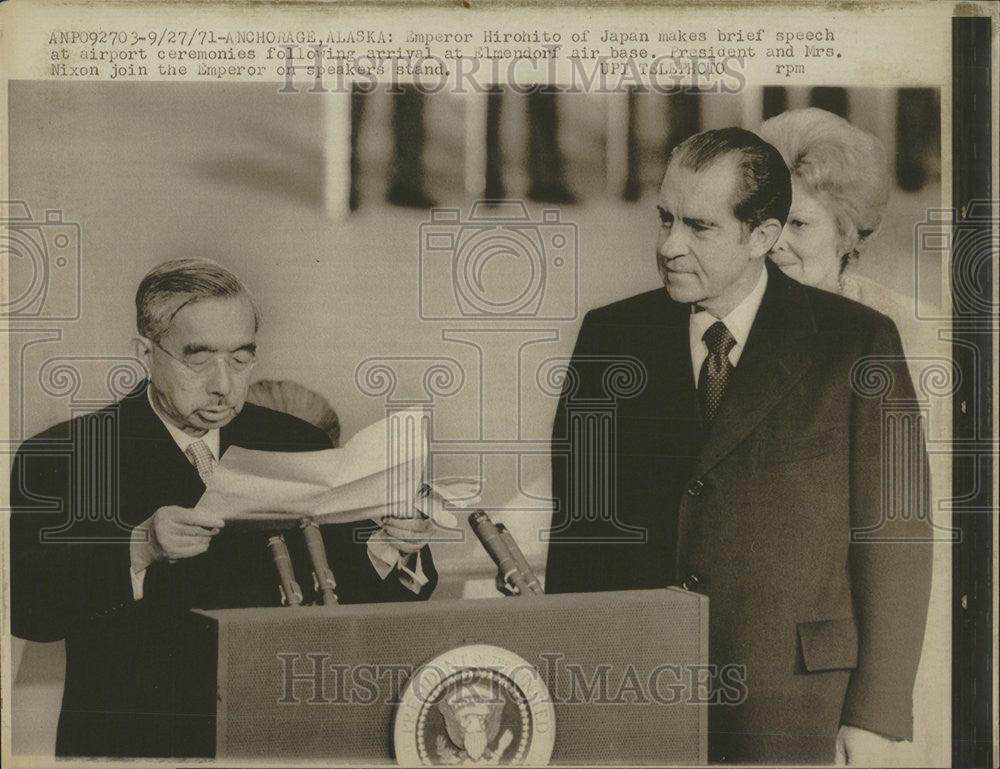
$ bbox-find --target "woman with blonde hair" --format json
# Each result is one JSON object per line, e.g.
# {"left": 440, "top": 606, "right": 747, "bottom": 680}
{"left": 757, "top": 107, "right": 892, "bottom": 304}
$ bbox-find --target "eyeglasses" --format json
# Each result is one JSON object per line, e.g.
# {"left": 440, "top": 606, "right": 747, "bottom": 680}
{"left": 153, "top": 339, "right": 256, "bottom": 374}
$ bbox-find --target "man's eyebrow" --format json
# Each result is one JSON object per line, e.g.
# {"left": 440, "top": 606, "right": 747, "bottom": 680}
{"left": 181, "top": 342, "right": 257, "bottom": 355}
{"left": 181, "top": 343, "right": 215, "bottom": 355}
{"left": 682, "top": 216, "right": 716, "bottom": 229}
{"left": 657, "top": 205, "right": 673, "bottom": 220}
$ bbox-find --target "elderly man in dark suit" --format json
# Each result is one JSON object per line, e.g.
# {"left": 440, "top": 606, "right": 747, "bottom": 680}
{"left": 10, "top": 258, "right": 437, "bottom": 758}
{"left": 545, "top": 128, "right": 932, "bottom": 764}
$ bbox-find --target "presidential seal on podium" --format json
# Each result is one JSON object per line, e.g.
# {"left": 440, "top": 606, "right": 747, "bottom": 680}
{"left": 394, "top": 644, "right": 556, "bottom": 766}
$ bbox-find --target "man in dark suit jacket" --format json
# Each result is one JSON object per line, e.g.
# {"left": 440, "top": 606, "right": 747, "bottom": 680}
{"left": 10, "top": 258, "right": 437, "bottom": 757}
{"left": 546, "top": 128, "right": 932, "bottom": 764}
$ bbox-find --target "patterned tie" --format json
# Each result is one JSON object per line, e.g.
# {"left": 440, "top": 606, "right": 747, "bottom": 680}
{"left": 185, "top": 439, "right": 216, "bottom": 483}
{"left": 699, "top": 321, "right": 737, "bottom": 421}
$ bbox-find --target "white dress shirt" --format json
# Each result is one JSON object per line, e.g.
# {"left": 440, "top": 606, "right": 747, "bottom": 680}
{"left": 689, "top": 264, "right": 768, "bottom": 386}
{"left": 129, "top": 389, "right": 426, "bottom": 599}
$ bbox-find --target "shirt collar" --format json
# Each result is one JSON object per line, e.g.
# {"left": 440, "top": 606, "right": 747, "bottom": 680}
{"left": 147, "top": 386, "right": 220, "bottom": 460}
{"left": 690, "top": 264, "right": 768, "bottom": 349}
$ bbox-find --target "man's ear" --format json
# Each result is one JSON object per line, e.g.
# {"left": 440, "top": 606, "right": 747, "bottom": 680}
{"left": 132, "top": 336, "right": 153, "bottom": 372}
{"left": 750, "top": 218, "right": 783, "bottom": 259}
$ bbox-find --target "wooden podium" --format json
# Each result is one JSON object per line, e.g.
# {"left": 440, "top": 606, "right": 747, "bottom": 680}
{"left": 181, "top": 588, "right": 708, "bottom": 765}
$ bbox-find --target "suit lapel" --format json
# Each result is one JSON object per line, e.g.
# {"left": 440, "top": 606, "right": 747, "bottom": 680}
{"left": 657, "top": 297, "right": 700, "bottom": 454}
{"left": 220, "top": 421, "right": 235, "bottom": 458}
{"left": 690, "top": 264, "right": 817, "bottom": 481}
{"left": 118, "top": 382, "right": 205, "bottom": 517}
{"left": 644, "top": 290, "right": 698, "bottom": 419}
{"left": 625, "top": 292, "right": 699, "bottom": 469}
{"left": 219, "top": 405, "right": 256, "bottom": 456}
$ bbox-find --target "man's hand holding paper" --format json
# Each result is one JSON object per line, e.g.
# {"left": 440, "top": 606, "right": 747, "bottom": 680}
{"left": 149, "top": 505, "right": 226, "bottom": 561}
{"left": 370, "top": 480, "right": 471, "bottom": 554}
{"left": 130, "top": 506, "right": 227, "bottom": 577}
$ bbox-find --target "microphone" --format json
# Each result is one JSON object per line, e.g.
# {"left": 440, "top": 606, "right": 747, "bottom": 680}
{"left": 469, "top": 511, "right": 532, "bottom": 597}
{"left": 267, "top": 534, "right": 303, "bottom": 606}
{"left": 300, "top": 519, "right": 338, "bottom": 605}
{"left": 496, "top": 523, "right": 544, "bottom": 595}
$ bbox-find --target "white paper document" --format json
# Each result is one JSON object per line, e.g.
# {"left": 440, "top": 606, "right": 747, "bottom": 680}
{"left": 195, "top": 411, "right": 468, "bottom": 526}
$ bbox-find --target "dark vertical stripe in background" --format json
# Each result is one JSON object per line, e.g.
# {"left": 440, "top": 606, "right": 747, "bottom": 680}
{"left": 951, "top": 13, "right": 993, "bottom": 769}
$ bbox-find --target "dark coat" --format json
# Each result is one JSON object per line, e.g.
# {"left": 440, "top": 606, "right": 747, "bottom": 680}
{"left": 545, "top": 262, "right": 932, "bottom": 763}
{"left": 10, "top": 382, "right": 436, "bottom": 757}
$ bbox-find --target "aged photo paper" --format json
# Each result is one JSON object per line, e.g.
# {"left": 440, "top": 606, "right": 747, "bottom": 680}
{"left": 1, "top": 0, "right": 995, "bottom": 766}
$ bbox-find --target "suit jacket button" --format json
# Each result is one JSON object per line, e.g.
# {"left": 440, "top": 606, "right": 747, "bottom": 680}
{"left": 687, "top": 480, "right": 704, "bottom": 496}
{"left": 681, "top": 573, "right": 701, "bottom": 591}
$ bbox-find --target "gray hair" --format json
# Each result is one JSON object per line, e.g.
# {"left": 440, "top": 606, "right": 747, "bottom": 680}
{"left": 135, "top": 258, "right": 261, "bottom": 342}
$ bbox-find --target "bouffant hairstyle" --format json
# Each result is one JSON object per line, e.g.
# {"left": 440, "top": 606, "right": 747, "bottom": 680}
{"left": 756, "top": 108, "right": 890, "bottom": 270}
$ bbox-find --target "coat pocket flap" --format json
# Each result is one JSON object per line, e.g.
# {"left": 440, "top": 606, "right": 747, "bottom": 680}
{"left": 797, "top": 616, "right": 859, "bottom": 672}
